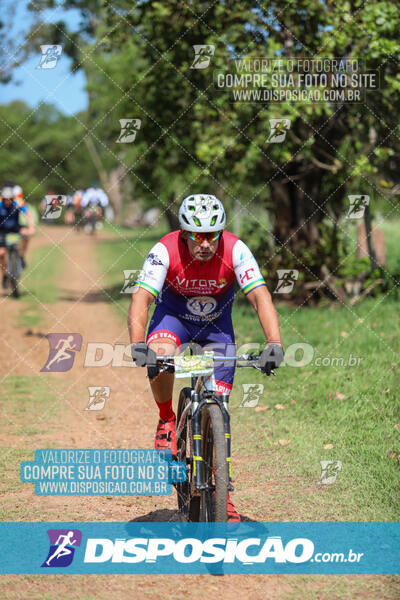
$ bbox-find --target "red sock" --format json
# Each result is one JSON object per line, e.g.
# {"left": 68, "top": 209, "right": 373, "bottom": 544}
{"left": 156, "top": 398, "right": 175, "bottom": 421}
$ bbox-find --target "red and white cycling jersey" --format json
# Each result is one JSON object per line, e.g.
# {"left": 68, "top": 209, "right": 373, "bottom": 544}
{"left": 135, "top": 230, "right": 266, "bottom": 323}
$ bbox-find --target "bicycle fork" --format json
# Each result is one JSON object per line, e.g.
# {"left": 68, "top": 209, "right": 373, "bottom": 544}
{"left": 191, "top": 392, "right": 233, "bottom": 492}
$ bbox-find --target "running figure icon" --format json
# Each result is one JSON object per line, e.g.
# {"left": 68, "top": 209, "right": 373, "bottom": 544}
{"left": 45, "top": 335, "right": 77, "bottom": 371}
{"left": 41, "top": 333, "right": 82, "bottom": 372}
{"left": 45, "top": 531, "right": 77, "bottom": 566}
{"left": 41, "top": 528, "right": 82, "bottom": 568}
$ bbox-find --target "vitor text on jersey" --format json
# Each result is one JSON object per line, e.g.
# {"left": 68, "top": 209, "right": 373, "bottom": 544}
{"left": 175, "top": 276, "right": 227, "bottom": 290}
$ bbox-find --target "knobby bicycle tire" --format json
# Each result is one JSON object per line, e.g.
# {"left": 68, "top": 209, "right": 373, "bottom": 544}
{"left": 201, "top": 403, "right": 228, "bottom": 522}
{"left": 175, "top": 387, "right": 200, "bottom": 521}
{"left": 8, "top": 248, "right": 20, "bottom": 298}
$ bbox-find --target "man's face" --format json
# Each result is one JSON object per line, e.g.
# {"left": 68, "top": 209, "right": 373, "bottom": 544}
{"left": 2, "top": 197, "right": 13, "bottom": 208}
{"left": 182, "top": 230, "right": 221, "bottom": 262}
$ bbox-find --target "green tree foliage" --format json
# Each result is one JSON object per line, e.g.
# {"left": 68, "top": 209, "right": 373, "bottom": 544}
{"left": 0, "top": 101, "right": 96, "bottom": 202}
{"left": 5, "top": 1, "right": 400, "bottom": 276}
{"left": 98, "top": 1, "right": 400, "bottom": 259}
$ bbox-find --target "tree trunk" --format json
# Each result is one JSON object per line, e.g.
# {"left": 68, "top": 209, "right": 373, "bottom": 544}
{"left": 233, "top": 196, "right": 241, "bottom": 237}
{"left": 165, "top": 206, "right": 180, "bottom": 231}
{"left": 83, "top": 137, "right": 126, "bottom": 224}
{"left": 270, "top": 171, "right": 323, "bottom": 253}
{"left": 165, "top": 193, "right": 180, "bottom": 231}
{"left": 105, "top": 165, "right": 124, "bottom": 225}
{"left": 363, "top": 203, "right": 378, "bottom": 271}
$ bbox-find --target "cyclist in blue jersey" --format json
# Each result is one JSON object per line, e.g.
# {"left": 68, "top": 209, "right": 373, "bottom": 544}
{"left": 0, "top": 186, "right": 35, "bottom": 288}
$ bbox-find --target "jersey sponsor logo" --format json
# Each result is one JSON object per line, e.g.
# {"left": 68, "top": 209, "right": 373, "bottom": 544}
{"left": 238, "top": 250, "right": 255, "bottom": 267}
{"left": 147, "top": 331, "right": 180, "bottom": 345}
{"left": 239, "top": 268, "right": 255, "bottom": 284}
{"left": 186, "top": 296, "right": 217, "bottom": 316}
{"left": 175, "top": 276, "right": 227, "bottom": 290}
{"left": 146, "top": 253, "right": 163, "bottom": 266}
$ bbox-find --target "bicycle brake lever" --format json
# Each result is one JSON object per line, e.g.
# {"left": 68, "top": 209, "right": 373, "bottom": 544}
{"left": 158, "top": 363, "right": 175, "bottom": 374}
{"left": 253, "top": 366, "right": 276, "bottom": 376}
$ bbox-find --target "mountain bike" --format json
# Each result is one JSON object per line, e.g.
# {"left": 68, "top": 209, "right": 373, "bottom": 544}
{"left": 83, "top": 204, "right": 103, "bottom": 235}
{"left": 0, "top": 231, "right": 22, "bottom": 298}
{"left": 155, "top": 351, "right": 266, "bottom": 522}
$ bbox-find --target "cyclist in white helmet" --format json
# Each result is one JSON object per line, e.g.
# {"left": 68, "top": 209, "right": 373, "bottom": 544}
{"left": 128, "top": 194, "right": 284, "bottom": 521}
{"left": 81, "top": 183, "right": 109, "bottom": 208}
{"left": 0, "top": 185, "right": 35, "bottom": 286}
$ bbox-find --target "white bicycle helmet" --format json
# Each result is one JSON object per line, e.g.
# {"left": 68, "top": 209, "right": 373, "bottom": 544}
{"left": 178, "top": 194, "right": 226, "bottom": 232}
{"left": 1, "top": 186, "right": 14, "bottom": 199}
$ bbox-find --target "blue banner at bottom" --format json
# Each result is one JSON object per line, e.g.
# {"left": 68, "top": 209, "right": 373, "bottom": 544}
{"left": 0, "top": 522, "right": 399, "bottom": 574}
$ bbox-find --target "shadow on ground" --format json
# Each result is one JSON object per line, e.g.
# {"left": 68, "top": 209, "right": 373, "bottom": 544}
{"left": 58, "top": 283, "right": 126, "bottom": 304}
{"left": 129, "top": 509, "right": 256, "bottom": 523}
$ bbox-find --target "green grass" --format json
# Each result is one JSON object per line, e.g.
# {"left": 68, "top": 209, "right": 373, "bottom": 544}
{"left": 17, "top": 243, "right": 64, "bottom": 328}
{"left": 229, "top": 296, "right": 400, "bottom": 520}
{"left": 94, "top": 222, "right": 400, "bottom": 521}
{"left": 0, "top": 376, "right": 62, "bottom": 436}
{"left": 0, "top": 376, "right": 64, "bottom": 511}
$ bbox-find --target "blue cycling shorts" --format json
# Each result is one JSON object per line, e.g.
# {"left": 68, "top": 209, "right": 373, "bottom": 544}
{"left": 146, "top": 305, "right": 236, "bottom": 394}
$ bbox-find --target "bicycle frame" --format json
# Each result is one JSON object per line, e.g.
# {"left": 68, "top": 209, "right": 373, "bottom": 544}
{"left": 161, "top": 353, "right": 262, "bottom": 495}
{"left": 0, "top": 232, "right": 22, "bottom": 276}
{"left": 177, "top": 384, "right": 232, "bottom": 493}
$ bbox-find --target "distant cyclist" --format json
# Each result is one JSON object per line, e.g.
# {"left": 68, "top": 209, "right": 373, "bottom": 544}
{"left": 64, "top": 194, "right": 75, "bottom": 225}
{"left": 81, "top": 183, "right": 109, "bottom": 231}
{"left": 0, "top": 185, "right": 35, "bottom": 287}
{"left": 72, "top": 188, "right": 85, "bottom": 228}
{"left": 128, "top": 194, "right": 284, "bottom": 521}
{"left": 81, "top": 183, "right": 109, "bottom": 210}
{"left": 5, "top": 181, "right": 33, "bottom": 268}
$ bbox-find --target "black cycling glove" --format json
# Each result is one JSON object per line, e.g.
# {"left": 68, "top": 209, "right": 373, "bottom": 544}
{"left": 258, "top": 344, "right": 284, "bottom": 376}
{"left": 131, "top": 342, "right": 157, "bottom": 367}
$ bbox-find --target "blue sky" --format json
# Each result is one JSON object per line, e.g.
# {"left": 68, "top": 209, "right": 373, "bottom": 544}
{"left": 0, "top": 1, "right": 88, "bottom": 115}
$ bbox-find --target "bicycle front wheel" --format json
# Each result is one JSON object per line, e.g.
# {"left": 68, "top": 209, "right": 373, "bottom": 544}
{"left": 201, "top": 403, "right": 228, "bottom": 522}
{"left": 8, "top": 249, "right": 21, "bottom": 298}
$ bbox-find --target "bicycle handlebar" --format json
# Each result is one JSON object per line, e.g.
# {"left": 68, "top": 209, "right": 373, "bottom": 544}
{"left": 156, "top": 353, "right": 258, "bottom": 363}
{"left": 154, "top": 354, "right": 276, "bottom": 375}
